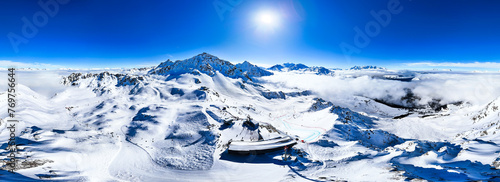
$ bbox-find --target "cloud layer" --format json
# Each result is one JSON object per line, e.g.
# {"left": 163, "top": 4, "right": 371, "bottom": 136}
{"left": 261, "top": 71, "right": 500, "bottom": 107}
{"left": 406, "top": 62, "right": 500, "bottom": 69}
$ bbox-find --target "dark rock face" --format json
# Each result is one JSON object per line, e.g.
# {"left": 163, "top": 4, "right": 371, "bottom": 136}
{"left": 262, "top": 91, "right": 286, "bottom": 100}
{"left": 170, "top": 88, "right": 184, "bottom": 96}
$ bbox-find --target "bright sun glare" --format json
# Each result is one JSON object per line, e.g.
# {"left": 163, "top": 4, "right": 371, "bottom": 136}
{"left": 255, "top": 10, "right": 280, "bottom": 29}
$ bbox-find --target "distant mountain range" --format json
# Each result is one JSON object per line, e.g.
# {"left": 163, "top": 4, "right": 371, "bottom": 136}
{"left": 268, "top": 63, "right": 340, "bottom": 75}
{"left": 148, "top": 52, "right": 385, "bottom": 78}
{"left": 349, "top": 65, "right": 386, "bottom": 70}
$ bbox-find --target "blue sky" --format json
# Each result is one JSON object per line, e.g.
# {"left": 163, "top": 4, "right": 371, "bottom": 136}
{"left": 1, "top": 0, "right": 500, "bottom": 70}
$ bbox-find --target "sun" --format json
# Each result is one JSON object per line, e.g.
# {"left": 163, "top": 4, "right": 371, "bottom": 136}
{"left": 254, "top": 10, "right": 280, "bottom": 30}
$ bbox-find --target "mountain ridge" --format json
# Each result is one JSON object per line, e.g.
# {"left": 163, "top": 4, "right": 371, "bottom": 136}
{"left": 268, "top": 62, "right": 339, "bottom": 75}
{"left": 148, "top": 52, "right": 273, "bottom": 80}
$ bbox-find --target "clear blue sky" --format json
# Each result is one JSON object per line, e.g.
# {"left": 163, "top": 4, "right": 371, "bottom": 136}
{"left": 1, "top": 0, "right": 500, "bottom": 69}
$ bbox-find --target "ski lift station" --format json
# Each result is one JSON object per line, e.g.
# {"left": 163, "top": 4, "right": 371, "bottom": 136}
{"left": 223, "top": 118, "right": 298, "bottom": 155}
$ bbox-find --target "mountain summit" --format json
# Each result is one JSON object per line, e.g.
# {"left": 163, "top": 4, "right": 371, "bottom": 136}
{"left": 149, "top": 52, "right": 272, "bottom": 80}
{"left": 269, "top": 63, "right": 309, "bottom": 71}
{"left": 268, "top": 62, "right": 337, "bottom": 75}
{"left": 349, "top": 65, "right": 386, "bottom": 70}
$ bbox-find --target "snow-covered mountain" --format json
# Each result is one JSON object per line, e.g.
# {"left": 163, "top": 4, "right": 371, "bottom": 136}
{"left": 269, "top": 63, "right": 309, "bottom": 71}
{"left": 350, "top": 65, "right": 386, "bottom": 70}
{"left": 1, "top": 54, "right": 500, "bottom": 181}
{"left": 268, "top": 63, "right": 339, "bottom": 75}
{"left": 149, "top": 52, "right": 272, "bottom": 80}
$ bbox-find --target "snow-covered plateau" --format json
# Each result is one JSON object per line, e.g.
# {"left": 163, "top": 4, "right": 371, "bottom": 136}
{"left": 1, "top": 53, "right": 500, "bottom": 181}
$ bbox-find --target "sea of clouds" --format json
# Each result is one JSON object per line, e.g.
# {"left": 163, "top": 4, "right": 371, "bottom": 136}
{"left": 261, "top": 71, "right": 500, "bottom": 107}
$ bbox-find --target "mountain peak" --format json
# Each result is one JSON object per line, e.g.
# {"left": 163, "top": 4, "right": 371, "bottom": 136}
{"left": 268, "top": 62, "right": 335, "bottom": 75}
{"left": 350, "top": 65, "right": 386, "bottom": 70}
{"left": 283, "top": 63, "right": 309, "bottom": 70}
{"left": 235, "top": 61, "right": 273, "bottom": 77}
{"left": 194, "top": 52, "right": 218, "bottom": 59}
{"left": 149, "top": 53, "right": 272, "bottom": 80}
{"left": 269, "top": 63, "right": 308, "bottom": 71}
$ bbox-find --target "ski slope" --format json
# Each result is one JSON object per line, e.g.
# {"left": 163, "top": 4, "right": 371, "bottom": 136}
{"left": 1, "top": 54, "right": 500, "bottom": 181}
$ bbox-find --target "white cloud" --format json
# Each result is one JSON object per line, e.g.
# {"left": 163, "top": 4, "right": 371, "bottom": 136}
{"left": 261, "top": 71, "right": 500, "bottom": 108}
{"left": 0, "top": 70, "right": 70, "bottom": 98}
{"left": 406, "top": 62, "right": 500, "bottom": 69}
{"left": 0, "top": 60, "right": 65, "bottom": 69}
